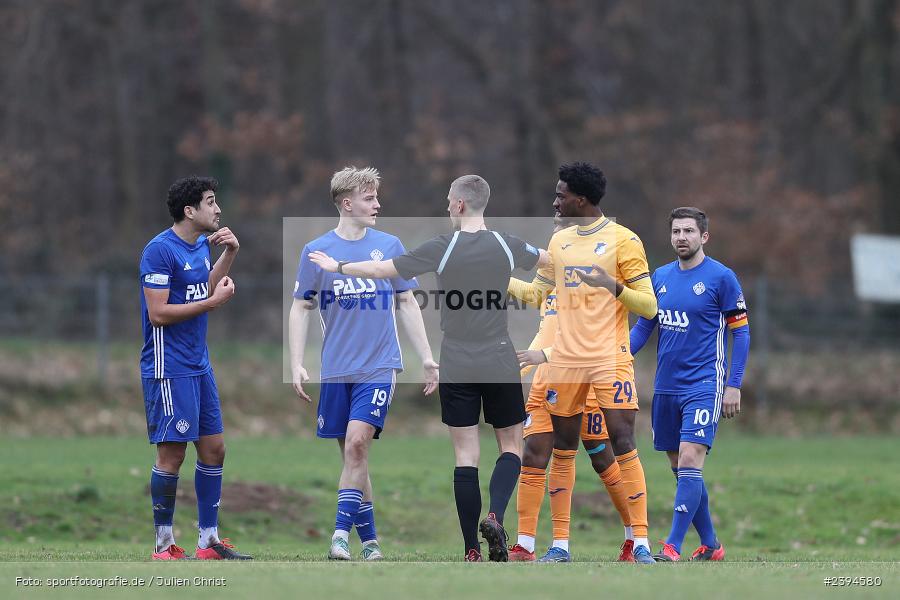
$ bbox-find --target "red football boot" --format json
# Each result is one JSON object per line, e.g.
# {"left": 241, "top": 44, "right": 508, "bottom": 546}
{"left": 652, "top": 541, "right": 681, "bottom": 562}
{"left": 465, "top": 548, "right": 483, "bottom": 562}
{"left": 152, "top": 544, "right": 191, "bottom": 560}
{"left": 618, "top": 539, "right": 635, "bottom": 562}
{"left": 195, "top": 538, "right": 252, "bottom": 560}
{"left": 690, "top": 542, "right": 725, "bottom": 561}
{"left": 508, "top": 544, "right": 536, "bottom": 562}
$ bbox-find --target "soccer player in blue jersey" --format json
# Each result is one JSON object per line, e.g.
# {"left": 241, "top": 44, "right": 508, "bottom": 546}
{"left": 629, "top": 206, "right": 750, "bottom": 562}
{"left": 140, "top": 176, "right": 251, "bottom": 560}
{"left": 289, "top": 166, "right": 438, "bottom": 561}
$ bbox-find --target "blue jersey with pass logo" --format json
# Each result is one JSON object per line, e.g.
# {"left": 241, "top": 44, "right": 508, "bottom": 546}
{"left": 140, "top": 228, "right": 213, "bottom": 379}
{"left": 651, "top": 256, "right": 746, "bottom": 394}
{"left": 293, "top": 228, "right": 417, "bottom": 380}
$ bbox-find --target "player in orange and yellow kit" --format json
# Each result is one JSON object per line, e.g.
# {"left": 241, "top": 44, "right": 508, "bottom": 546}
{"left": 508, "top": 163, "right": 657, "bottom": 563}
{"left": 507, "top": 218, "right": 635, "bottom": 563}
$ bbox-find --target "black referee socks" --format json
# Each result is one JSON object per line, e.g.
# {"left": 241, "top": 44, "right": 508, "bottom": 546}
{"left": 488, "top": 452, "right": 522, "bottom": 525}
{"left": 453, "top": 466, "right": 481, "bottom": 553}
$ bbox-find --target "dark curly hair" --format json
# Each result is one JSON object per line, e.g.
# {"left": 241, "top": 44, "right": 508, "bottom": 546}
{"left": 167, "top": 176, "right": 218, "bottom": 222}
{"left": 558, "top": 162, "right": 606, "bottom": 205}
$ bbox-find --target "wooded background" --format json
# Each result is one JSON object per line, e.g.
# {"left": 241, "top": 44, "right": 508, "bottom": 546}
{"left": 3, "top": 0, "right": 898, "bottom": 285}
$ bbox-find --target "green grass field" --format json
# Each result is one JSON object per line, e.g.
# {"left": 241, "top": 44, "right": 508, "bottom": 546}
{"left": 1, "top": 434, "right": 898, "bottom": 598}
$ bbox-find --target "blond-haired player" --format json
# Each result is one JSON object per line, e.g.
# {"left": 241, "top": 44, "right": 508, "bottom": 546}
{"left": 290, "top": 166, "right": 438, "bottom": 561}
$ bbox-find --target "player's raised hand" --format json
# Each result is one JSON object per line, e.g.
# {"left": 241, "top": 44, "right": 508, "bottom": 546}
{"left": 574, "top": 264, "right": 617, "bottom": 293}
{"left": 292, "top": 365, "right": 311, "bottom": 402}
{"left": 207, "top": 227, "right": 240, "bottom": 251}
{"left": 210, "top": 276, "right": 236, "bottom": 307}
{"left": 422, "top": 358, "right": 439, "bottom": 395}
{"left": 722, "top": 386, "right": 741, "bottom": 419}
{"left": 517, "top": 349, "right": 547, "bottom": 369}
{"left": 308, "top": 250, "right": 339, "bottom": 272}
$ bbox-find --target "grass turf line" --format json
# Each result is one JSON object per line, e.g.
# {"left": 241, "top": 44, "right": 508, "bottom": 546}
{"left": 1, "top": 434, "right": 898, "bottom": 563}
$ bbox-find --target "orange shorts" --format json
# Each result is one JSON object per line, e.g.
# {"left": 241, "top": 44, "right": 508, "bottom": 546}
{"left": 523, "top": 365, "right": 608, "bottom": 440}
{"left": 543, "top": 363, "right": 639, "bottom": 417}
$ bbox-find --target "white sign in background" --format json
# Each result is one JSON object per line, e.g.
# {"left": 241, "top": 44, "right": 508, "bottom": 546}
{"left": 851, "top": 233, "right": 900, "bottom": 303}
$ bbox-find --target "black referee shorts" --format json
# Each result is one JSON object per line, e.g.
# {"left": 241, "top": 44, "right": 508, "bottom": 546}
{"left": 438, "top": 336, "right": 526, "bottom": 429}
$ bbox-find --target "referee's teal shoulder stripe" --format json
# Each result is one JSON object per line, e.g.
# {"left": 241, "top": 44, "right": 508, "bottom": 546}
{"left": 625, "top": 273, "right": 650, "bottom": 283}
{"left": 536, "top": 273, "right": 554, "bottom": 285}
{"left": 577, "top": 218, "right": 610, "bottom": 236}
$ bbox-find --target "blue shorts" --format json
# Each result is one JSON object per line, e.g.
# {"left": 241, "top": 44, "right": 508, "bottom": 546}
{"left": 142, "top": 370, "right": 223, "bottom": 444}
{"left": 317, "top": 369, "right": 397, "bottom": 439}
{"left": 651, "top": 389, "right": 719, "bottom": 451}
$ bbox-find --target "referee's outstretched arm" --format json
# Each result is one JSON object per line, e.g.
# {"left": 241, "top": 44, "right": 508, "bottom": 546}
{"left": 308, "top": 250, "right": 398, "bottom": 278}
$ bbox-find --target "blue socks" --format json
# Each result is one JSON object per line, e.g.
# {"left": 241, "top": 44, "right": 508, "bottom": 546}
{"left": 151, "top": 466, "right": 178, "bottom": 551}
{"left": 671, "top": 466, "right": 719, "bottom": 549}
{"left": 335, "top": 489, "right": 363, "bottom": 535}
{"left": 152, "top": 461, "right": 227, "bottom": 551}
{"left": 151, "top": 466, "right": 178, "bottom": 526}
{"left": 666, "top": 467, "right": 704, "bottom": 553}
{"left": 692, "top": 480, "right": 718, "bottom": 547}
{"left": 195, "top": 462, "right": 223, "bottom": 549}
{"left": 195, "top": 462, "right": 223, "bottom": 529}
{"left": 355, "top": 501, "right": 377, "bottom": 543}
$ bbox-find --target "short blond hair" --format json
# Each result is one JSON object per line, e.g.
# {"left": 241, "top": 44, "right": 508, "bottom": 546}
{"left": 449, "top": 174, "right": 490, "bottom": 212}
{"left": 331, "top": 166, "right": 380, "bottom": 203}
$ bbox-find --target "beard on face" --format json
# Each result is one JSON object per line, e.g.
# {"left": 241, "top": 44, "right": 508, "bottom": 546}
{"left": 676, "top": 243, "right": 700, "bottom": 260}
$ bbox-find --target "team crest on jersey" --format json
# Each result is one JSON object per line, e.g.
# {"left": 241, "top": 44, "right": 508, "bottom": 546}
{"left": 736, "top": 293, "right": 746, "bottom": 310}
{"left": 370, "top": 249, "right": 384, "bottom": 261}
{"left": 176, "top": 419, "right": 190, "bottom": 434}
{"left": 594, "top": 242, "right": 608, "bottom": 256}
{"left": 693, "top": 281, "right": 706, "bottom": 295}
{"left": 205, "top": 257, "right": 211, "bottom": 270}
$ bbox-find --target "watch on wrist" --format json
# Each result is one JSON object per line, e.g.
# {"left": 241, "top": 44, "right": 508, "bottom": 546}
{"left": 337, "top": 261, "right": 348, "bottom": 274}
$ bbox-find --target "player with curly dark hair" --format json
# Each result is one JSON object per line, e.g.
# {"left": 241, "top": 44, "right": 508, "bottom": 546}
{"left": 557, "top": 162, "right": 607, "bottom": 205}
{"left": 139, "top": 175, "right": 251, "bottom": 560}
{"left": 507, "top": 161, "right": 658, "bottom": 563}
{"left": 167, "top": 176, "right": 219, "bottom": 222}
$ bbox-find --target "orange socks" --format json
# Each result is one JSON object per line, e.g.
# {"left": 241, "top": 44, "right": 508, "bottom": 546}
{"left": 516, "top": 466, "right": 547, "bottom": 538}
{"left": 549, "top": 449, "right": 577, "bottom": 542}
{"left": 599, "top": 461, "right": 632, "bottom": 529}
{"left": 616, "top": 449, "right": 648, "bottom": 538}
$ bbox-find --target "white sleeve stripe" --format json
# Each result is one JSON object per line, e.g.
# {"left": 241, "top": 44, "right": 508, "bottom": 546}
{"left": 153, "top": 326, "right": 164, "bottom": 379}
{"left": 437, "top": 231, "right": 461, "bottom": 275}
{"left": 490, "top": 231, "right": 515, "bottom": 271}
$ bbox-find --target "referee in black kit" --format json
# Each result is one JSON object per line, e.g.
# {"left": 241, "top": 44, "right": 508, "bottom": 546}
{"left": 309, "top": 175, "right": 549, "bottom": 562}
